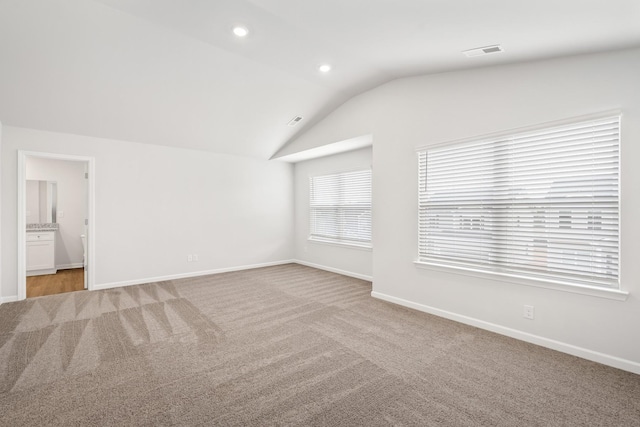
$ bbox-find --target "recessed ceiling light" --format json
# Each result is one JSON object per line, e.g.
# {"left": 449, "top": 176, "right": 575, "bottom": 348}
{"left": 318, "top": 64, "right": 332, "bottom": 73}
{"left": 232, "top": 26, "right": 249, "bottom": 37}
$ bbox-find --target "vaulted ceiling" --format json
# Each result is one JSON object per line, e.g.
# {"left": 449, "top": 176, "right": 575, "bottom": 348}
{"left": 1, "top": 0, "right": 639, "bottom": 159}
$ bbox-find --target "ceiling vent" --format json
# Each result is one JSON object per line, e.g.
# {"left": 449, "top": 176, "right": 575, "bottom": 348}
{"left": 287, "top": 116, "right": 304, "bottom": 127}
{"left": 463, "top": 45, "right": 504, "bottom": 58}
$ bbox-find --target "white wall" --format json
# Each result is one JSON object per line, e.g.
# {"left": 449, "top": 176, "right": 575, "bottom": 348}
{"left": 293, "top": 147, "right": 373, "bottom": 279}
{"left": 2, "top": 126, "right": 294, "bottom": 298}
{"left": 283, "top": 47, "right": 640, "bottom": 373}
{"left": 25, "top": 180, "right": 40, "bottom": 224}
{"left": 26, "top": 157, "right": 87, "bottom": 269}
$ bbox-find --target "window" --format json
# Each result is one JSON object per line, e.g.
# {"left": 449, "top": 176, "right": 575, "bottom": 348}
{"left": 310, "top": 169, "right": 372, "bottom": 247}
{"left": 417, "top": 116, "right": 620, "bottom": 289}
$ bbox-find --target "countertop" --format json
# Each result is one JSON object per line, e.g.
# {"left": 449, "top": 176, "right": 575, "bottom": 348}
{"left": 26, "top": 223, "right": 59, "bottom": 232}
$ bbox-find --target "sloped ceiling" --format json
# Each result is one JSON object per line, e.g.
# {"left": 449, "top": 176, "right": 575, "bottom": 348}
{"left": 0, "top": 0, "right": 639, "bottom": 159}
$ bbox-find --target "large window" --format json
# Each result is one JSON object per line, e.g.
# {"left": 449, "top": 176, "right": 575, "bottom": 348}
{"left": 310, "top": 169, "right": 372, "bottom": 247}
{"left": 417, "top": 116, "right": 620, "bottom": 289}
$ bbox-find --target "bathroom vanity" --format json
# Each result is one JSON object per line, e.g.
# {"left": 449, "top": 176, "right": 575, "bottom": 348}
{"left": 26, "top": 226, "right": 58, "bottom": 276}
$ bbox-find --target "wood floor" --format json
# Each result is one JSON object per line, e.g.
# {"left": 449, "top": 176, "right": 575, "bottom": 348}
{"left": 26, "top": 268, "right": 85, "bottom": 298}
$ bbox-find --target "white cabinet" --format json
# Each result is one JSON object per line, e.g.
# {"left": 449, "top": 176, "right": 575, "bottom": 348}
{"left": 26, "top": 231, "right": 57, "bottom": 276}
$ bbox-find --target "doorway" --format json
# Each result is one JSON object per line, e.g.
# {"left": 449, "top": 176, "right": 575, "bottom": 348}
{"left": 17, "top": 151, "right": 95, "bottom": 300}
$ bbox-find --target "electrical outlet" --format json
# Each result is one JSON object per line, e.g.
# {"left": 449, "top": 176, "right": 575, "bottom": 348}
{"left": 193, "top": 254, "right": 199, "bottom": 262}
{"left": 523, "top": 305, "right": 535, "bottom": 320}
{"left": 187, "top": 254, "right": 193, "bottom": 262}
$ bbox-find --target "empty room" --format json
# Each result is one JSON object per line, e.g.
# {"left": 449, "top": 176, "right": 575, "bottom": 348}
{"left": 1, "top": 1, "right": 639, "bottom": 425}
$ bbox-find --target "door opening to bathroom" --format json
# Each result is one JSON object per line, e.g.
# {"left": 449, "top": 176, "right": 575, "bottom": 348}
{"left": 18, "top": 151, "right": 95, "bottom": 300}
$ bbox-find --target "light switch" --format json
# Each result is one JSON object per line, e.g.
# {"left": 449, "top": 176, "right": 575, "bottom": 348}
{"left": 58, "top": 211, "right": 64, "bottom": 218}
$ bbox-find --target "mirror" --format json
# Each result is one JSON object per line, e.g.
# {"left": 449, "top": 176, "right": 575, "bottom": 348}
{"left": 26, "top": 180, "right": 57, "bottom": 224}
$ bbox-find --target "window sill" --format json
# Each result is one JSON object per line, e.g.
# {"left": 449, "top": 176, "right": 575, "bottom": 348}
{"left": 414, "top": 260, "right": 629, "bottom": 301}
{"left": 308, "top": 237, "right": 372, "bottom": 251}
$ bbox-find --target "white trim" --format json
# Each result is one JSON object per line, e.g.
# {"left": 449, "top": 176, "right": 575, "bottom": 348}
{"left": 0, "top": 121, "right": 2, "bottom": 305}
{"left": 0, "top": 296, "right": 19, "bottom": 304}
{"left": 56, "top": 263, "right": 84, "bottom": 270}
{"left": 18, "top": 151, "right": 96, "bottom": 300}
{"left": 414, "top": 261, "right": 629, "bottom": 301}
{"left": 371, "top": 290, "right": 640, "bottom": 375}
{"left": 17, "top": 154, "right": 25, "bottom": 300}
{"left": 293, "top": 259, "right": 372, "bottom": 281}
{"left": 93, "top": 260, "right": 295, "bottom": 291}
{"left": 26, "top": 268, "right": 57, "bottom": 277}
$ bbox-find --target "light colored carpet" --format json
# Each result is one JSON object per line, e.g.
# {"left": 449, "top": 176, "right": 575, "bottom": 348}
{"left": 0, "top": 263, "right": 638, "bottom": 426}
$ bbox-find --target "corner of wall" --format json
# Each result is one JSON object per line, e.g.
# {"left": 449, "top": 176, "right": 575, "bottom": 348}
{"left": 0, "top": 120, "right": 3, "bottom": 304}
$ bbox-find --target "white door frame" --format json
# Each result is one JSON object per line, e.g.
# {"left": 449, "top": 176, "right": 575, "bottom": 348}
{"left": 17, "top": 151, "right": 96, "bottom": 300}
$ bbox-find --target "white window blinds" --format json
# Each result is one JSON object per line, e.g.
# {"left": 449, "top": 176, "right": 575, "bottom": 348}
{"left": 418, "top": 116, "right": 620, "bottom": 289}
{"left": 310, "top": 169, "right": 372, "bottom": 246}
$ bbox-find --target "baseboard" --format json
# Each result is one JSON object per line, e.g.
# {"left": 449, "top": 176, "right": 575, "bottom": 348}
{"left": 26, "top": 268, "right": 57, "bottom": 277}
{"left": 93, "top": 259, "right": 372, "bottom": 292}
{"left": 0, "top": 295, "right": 19, "bottom": 304}
{"left": 93, "top": 259, "right": 296, "bottom": 291}
{"left": 56, "top": 263, "right": 84, "bottom": 270}
{"left": 371, "top": 291, "right": 640, "bottom": 375}
{"left": 293, "top": 259, "right": 372, "bottom": 282}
